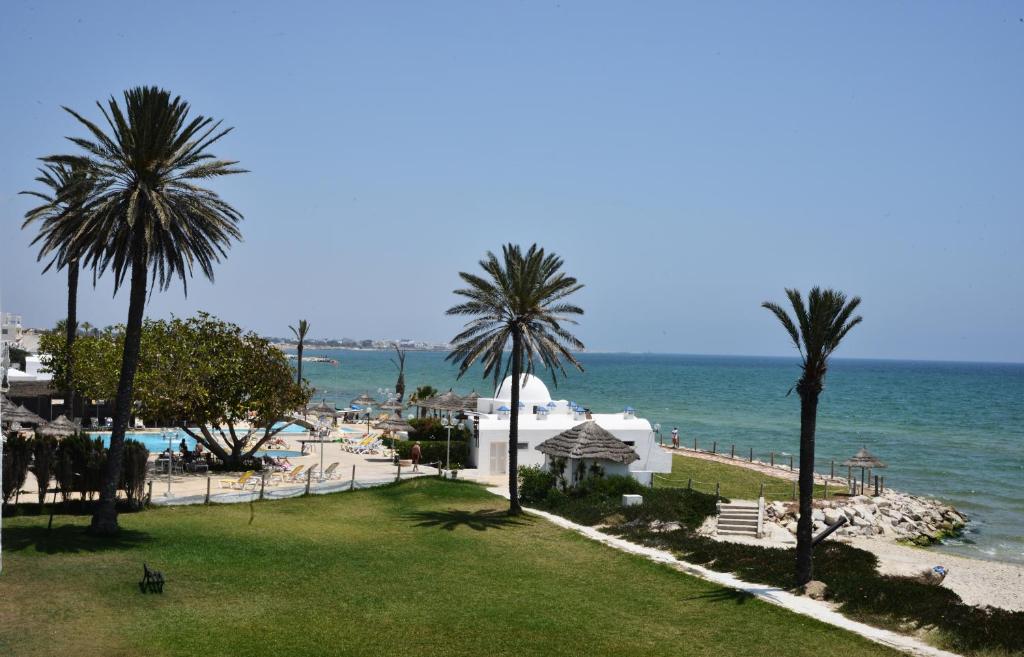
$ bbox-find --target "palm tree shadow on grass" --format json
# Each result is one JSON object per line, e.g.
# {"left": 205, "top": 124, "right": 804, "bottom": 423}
{"left": 405, "top": 509, "right": 530, "bottom": 532}
{"left": 4, "top": 524, "right": 151, "bottom": 555}
{"left": 680, "top": 588, "right": 755, "bottom": 605}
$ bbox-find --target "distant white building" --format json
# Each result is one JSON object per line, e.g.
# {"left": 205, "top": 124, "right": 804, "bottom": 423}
{"left": 2, "top": 312, "right": 23, "bottom": 348}
{"left": 466, "top": 374, "right": 671, "bottom": 483}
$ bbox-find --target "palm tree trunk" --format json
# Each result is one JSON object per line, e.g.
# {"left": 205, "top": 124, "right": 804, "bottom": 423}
{"left": 65, "top": 260, "right": 79, "bottom": 418}
{"left": 507, "top": 329, "right": 523, "bottom": 515}
{"left": 90, "top": 240, "right": 147, "bottom": 536}
{"left": 296, "top": 340, "right": 303, "bottom": 385}
{"left": 795, "top": 385, "right": 820, "bottom": 586}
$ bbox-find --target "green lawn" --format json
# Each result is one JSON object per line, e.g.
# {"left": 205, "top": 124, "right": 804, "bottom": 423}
{"left": 653, "top": 453, "right": 828, "bottom": 502}
{"left": 0, "top": 479, "right": 898, "bottom": 657}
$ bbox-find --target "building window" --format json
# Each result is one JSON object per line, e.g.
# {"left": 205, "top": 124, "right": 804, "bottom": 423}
{"left": 517, "top": 442, "right": 528, "bottom": 450}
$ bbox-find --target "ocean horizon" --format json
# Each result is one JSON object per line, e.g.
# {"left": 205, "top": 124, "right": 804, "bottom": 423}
{"left": 295, "top": 349, "right": 1024, "bottom": 565}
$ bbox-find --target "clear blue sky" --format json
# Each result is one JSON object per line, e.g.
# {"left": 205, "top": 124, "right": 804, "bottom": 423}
{"left": 2, "top": 2, "right": 1022, "bottom": 362}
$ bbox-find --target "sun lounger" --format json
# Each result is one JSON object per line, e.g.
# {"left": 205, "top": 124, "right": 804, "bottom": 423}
{"left": 321, "top": 462, "right": 340, "bottom": 479}
{"left": 272, "top": 464, "right": 306, "bottom": 484}
{"left": 219, "top": 471, "right": 256, "bottom": 490}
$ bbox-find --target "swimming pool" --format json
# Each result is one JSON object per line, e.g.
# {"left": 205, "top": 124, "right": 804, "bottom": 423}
{"left": 90, "top": 422, "right": 309, "bottom": 453}
{"left": 253, "top": 450, "right": 305, "bottom": 458}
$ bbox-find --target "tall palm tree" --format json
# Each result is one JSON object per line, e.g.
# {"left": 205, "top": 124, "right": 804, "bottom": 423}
{"left": 290, "top": 320, "right": 310, "bottom": 385}
{"left": 762, "top": 287, "right": 862, "bottom": 586}
{"left": 44, "top": 87, "right": 245, "bottom": 535}
{"left": 447, "top": 244, "right": 585, "bottom": 514}
{"left": 21, "top": 162, "right": 97, "bottom": 416}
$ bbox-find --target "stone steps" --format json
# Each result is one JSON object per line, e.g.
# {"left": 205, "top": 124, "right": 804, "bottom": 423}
{"left": 716, "top": 500, "right": 762, "bottom": 538}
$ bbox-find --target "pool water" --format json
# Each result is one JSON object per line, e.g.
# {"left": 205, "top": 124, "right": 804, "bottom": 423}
{"left": 90, "top": 422, "right": 309, "bottom": 453}
{"left": 253, "top": 450, "right": 305, "bottom": 458}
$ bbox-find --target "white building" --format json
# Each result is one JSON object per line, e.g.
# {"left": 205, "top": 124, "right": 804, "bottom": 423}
{"left": 1, "top": 312, "right": 23, "bottom": 348}
{"left": 467, "top": 374, "right": 672, "bottom": 483}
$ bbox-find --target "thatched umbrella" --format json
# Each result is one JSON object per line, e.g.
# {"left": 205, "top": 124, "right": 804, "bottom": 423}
{"left": 307, "top": 399, "right": 338, "bottom": 417}
{"left": 2, "top": 403, "right": 45, "bottom": 427}
{"left": 537, "top": 421, "right": 638, "bottom": 485}
{"left": 350, "top": 392, "right": 377, "bottom": 434}
{"left": 460, "top": 391, "right": 481, "bottom": 411}
{"left": 430, "top": 389, "right": 465, "bottom": 415}
{"left": 377, "top": 399, "right": 404, "bottom": 417}
{"left": 842, "top": 446, "right": 886, "bottom": 495}
{"left": 38, "top": 414, "right": 81, "bottom": 437}
{"left": 374, "top": 416, "right": 415, "bottom": 452}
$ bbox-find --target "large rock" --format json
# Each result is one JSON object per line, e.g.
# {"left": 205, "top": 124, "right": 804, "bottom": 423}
{"left": 804, "top": 580, "right": 828, "bottom": 600}
{"left": 811, "top": 509, "right": 825, "bottom": 523}
{"left": 823, "top": 508, "right": 843, "bottom": 525}
{"left": 786, "top": 521, "right": 798, "bottom": 535}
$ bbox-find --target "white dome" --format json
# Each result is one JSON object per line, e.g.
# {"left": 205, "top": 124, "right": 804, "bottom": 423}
{"left": 494, "top": 374, "right": 551, "bottom": 402}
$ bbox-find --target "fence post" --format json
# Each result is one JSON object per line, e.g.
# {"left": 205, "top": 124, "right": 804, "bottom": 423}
{"left": 205, "top": 476, "right": 211, "bottom": 504}
{"left": 730, "top": 444, "right": 735, "bottom": 459}
{"left": 789, "top": 455, "right": 794, "bottom": 471}
{"left": 830, "top": 460, "right": 835, "bottom": 479}
{"left": 759, "top": 482, "right": 764, "bottom": 498}
{"left": 396, "top": 463, "right": 402, "bottom": 482}
{"left": 824, "top": 480, "right": 829, "bottom": 499}
{"left": 305, "top": 468, "right": 312, "bottom": 495}
{"left": 792, "top": 480, "right": 797, "bottom": 500}
{"left": 874, "top": 475, "right": 880, "bottom": 496}
{"left": 712, "top": 441, "right": 717, "bottom": 455}
{"left": 693, "top": 437, "right": 697, "bottom": 451}
{"left": 687, "top": 477, "right": 692, "bottom": 491}
{"left": 259, "top": 474, "right": 266, "bottom": 500}
{"left": 146, "top": 481, "right": 153, "bottom": 506}
{"left": 715, "top": 482, "right": 720, "bottom": 501}
{"left": 350, "top": 464, "right": 356, "bottom": 491}
{"left": 881, "top": 476, "right": 885, "bottom": 493}
{"left": 770, "top": 451, "right": 775, "bottom": 467}
{"left": 749, "top": 447, "right": 753, "bottom": 462}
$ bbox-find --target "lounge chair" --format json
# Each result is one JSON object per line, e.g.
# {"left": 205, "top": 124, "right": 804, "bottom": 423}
{"left": 321, "top": 462, "right": 341, "bottom": 479}
{"left": 272, "top": 464, "right": 306, "bottom": 484}
{"left": 219, "top": 471, "right": 256, "bottom": 490}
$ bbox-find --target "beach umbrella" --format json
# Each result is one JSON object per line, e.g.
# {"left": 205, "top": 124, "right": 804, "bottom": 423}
{"left": 842, "top": 447, "right": 887, "bottom": 495}
{"left": 378, "top": 399, "right": 404, "bottom": 417}
{"left": 351, "top": 392, "right": 377, "bottom": 408}
{"left": 2, "top": 403, "right": 45, "bottom": 427}
{"left": 307, "top": 399, "right": 338, "bottom": 416}
{"left": 37, "top": 414, "right": 81, "bottom": 437}
{"left": 374, "top": 416, "right": 415, "bottom": 452}
{"left": 460, "top": 391, "right": 481, "bottom": 411}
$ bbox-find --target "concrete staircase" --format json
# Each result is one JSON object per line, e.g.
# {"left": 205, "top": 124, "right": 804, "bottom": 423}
{"left": 716, "top": 500, "right": 762, "bottom": 538}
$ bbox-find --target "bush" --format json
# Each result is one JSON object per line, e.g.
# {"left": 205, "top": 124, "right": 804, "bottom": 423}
{"left": 31, "top": 435, "right": 58, "bottom": 505}
{"left": 2, "top": 432, "right": 32, "bottom": 505}
{"left": 518, "top": 465, "right": 557, "bottom": 504}
{"left": 119, "top": 439, "right": 149, "bottom": 509}
{"left": 55, "top": 433, "right": 107, "bottom": 502}
{"left": 394, "top": 439, "right": 469, "bottom": 468}
{"left": 406, "top": 417, "right": 472, "bottom": 442}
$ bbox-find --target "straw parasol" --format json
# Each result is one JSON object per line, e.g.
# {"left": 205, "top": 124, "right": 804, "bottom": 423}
{"left": 307, "top": 399, "right": 338, "bottom": 417}
{"left": 377, "top": 399, "right": 405, "bottom": 417}
{"left": 842, "top": 446, "right": 886, "bottom": 494}
{"left": 430, "top": 389, "right": 465, "bottom": 414}
{"left": 536, "top": 421, "right": 639, "bottom": 465}
{"left": 374, "top": 417, "right": 414, "bottom": 434}
{"left": 460, "top": 391, "right": 481, "bottom": 411}
{"left": 38, "top": 414, "right": 81, "bottom": 437}
{"left": 351, "top": 392, "right": 377, "bottom": 408}
{"left": 2, "top": 402, "right": 46, "bottom": 427}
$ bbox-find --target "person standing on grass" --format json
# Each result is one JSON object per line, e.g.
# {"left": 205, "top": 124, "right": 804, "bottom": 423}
{"left": 671, "top": 427, "right": 679, "bottom": 449}
{"left": 411, "top": 441, "right": 422, "bottom": 472}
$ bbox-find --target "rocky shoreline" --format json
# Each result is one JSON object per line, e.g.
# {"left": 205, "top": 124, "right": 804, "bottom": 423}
{"left": 765, "top": 489, "right": 968, "bottom": 546}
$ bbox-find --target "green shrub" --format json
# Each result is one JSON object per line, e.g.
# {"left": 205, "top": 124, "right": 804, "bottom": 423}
{"left": 406, "top": 417, "right": 472, "bottom": 442}
{"left": 31, "top": 434, "right": 58, "bottom": 505}
{"left": 394, "top": 439, "right": 468, "bottom": 467}
{"left": 518, "top": 465, "right": 557, "bottom": 504}
{"left": 55, "top": 433, "right": 107, "bottom": 502}
{"left": 2, "top": 432, "right": 32, "bottom": 505}
{"left": 119, "top": 439, "right": 149, "bottom": 509}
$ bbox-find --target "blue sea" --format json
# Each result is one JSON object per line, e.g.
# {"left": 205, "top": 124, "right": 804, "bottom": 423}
{"left": 296, "top": 350, "right": 1024, "bottom": 564}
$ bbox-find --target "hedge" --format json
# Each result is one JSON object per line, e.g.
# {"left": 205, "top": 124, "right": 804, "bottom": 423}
{"left": 394, "top": 439, "right": 469, "bottom": 469}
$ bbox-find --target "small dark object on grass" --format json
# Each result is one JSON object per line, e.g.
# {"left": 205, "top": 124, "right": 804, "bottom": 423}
{"left": 140, "top": 563, "right": 165, "bottom": 593}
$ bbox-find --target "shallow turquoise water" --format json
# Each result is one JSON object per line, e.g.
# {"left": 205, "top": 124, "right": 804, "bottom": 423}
{"left": 297, "top": 349, "right": 1024, "bottom": 564}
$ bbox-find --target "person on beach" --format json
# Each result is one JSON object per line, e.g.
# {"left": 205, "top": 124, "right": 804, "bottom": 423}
{"left": 671, "top": 427, "right": 679, "bottom": 449}
{"left": 411, "top": 441, "right": 422, "bottom": 472}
